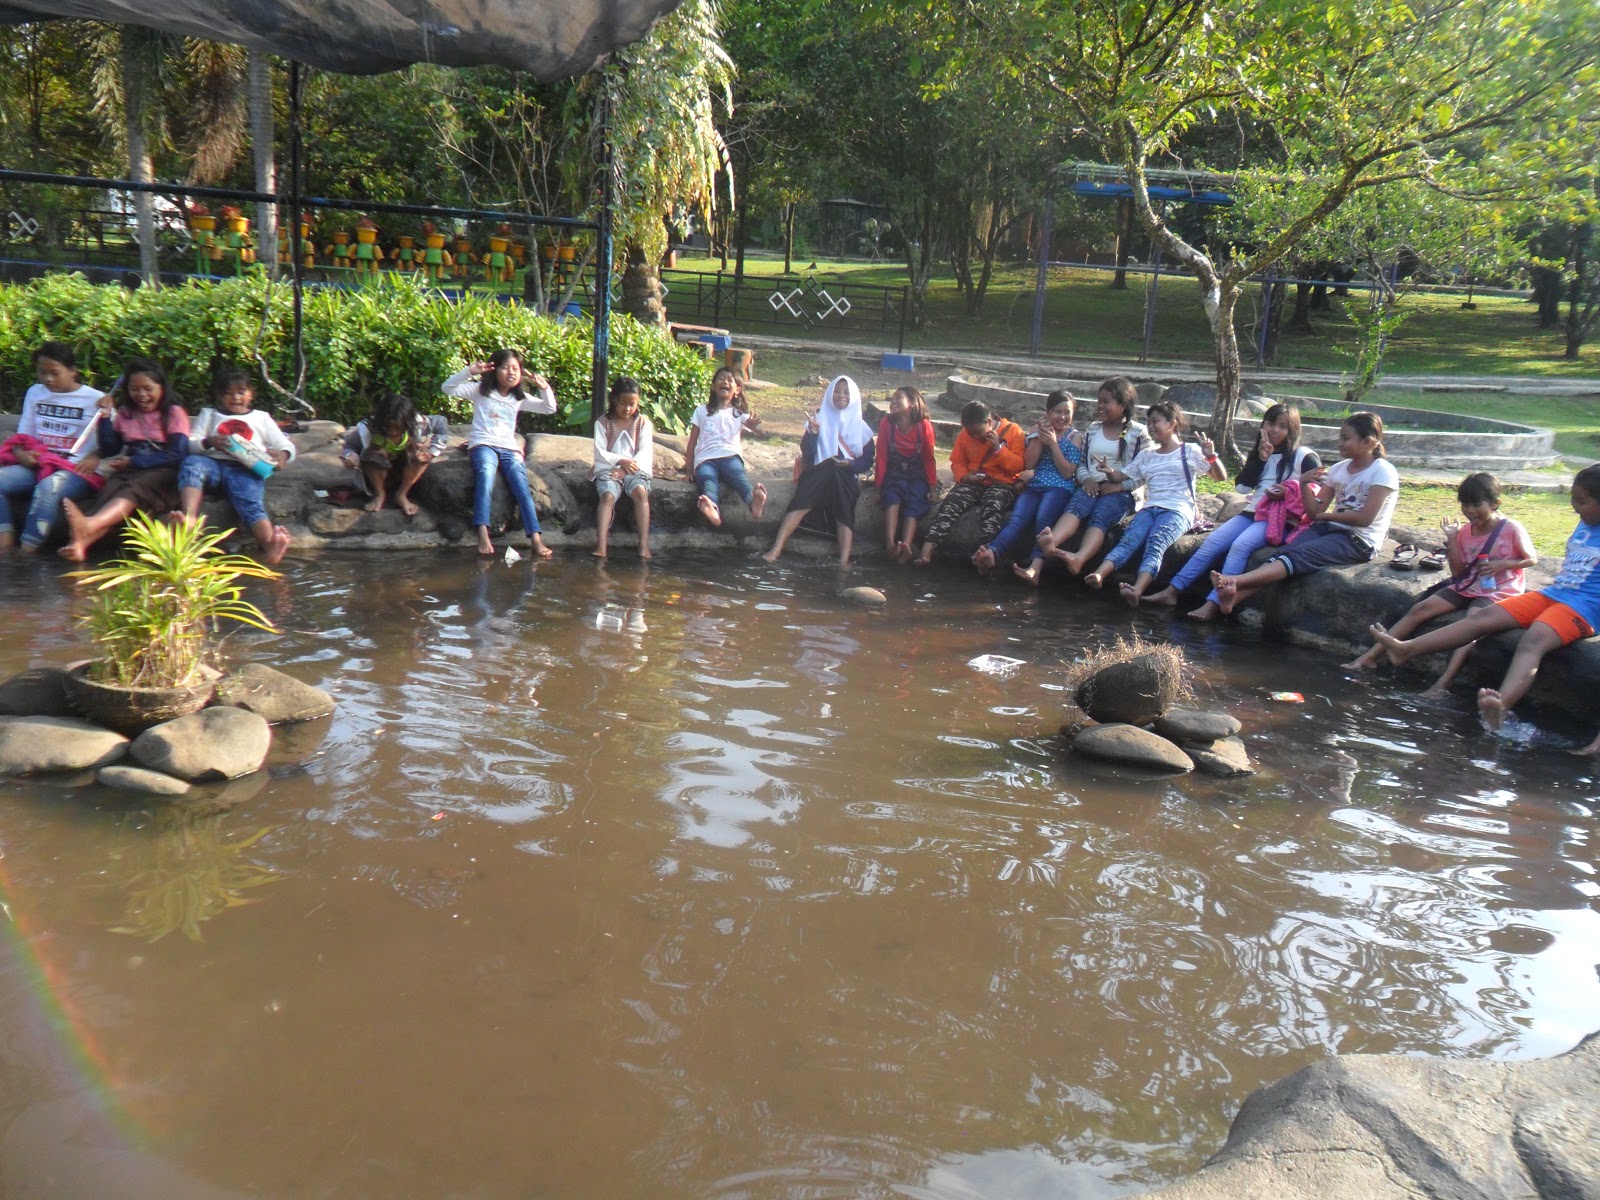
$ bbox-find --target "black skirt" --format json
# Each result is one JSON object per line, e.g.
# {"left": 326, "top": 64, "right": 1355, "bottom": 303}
{"left": 788, "top": 458, "right": 862, "bottom": 534}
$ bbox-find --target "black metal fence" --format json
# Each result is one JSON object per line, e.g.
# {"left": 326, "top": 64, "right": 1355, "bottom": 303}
{"left": 661, "top": 268, "right": 909, "bottom": 352}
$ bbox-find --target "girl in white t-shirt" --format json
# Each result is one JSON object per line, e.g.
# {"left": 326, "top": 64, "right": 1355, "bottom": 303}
{"left": 681, "top": 366, "right": 766, "bottom": 527}
{"left": 0, "top": 341, "right": 108, "bottom": 552}
{"left": 1083, "top": 400, "right": 1226, "bottom": 605}
{"left": 1213, "top": 412, "right": 1399, "bottom": 614}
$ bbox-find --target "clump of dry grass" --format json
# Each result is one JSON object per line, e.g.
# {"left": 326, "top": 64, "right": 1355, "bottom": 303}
{"left": 1062, "top": 633, "right": 1193, "bottom": 725}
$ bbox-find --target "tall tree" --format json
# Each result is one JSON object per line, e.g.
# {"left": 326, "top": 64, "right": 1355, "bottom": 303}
{"left": 958, "top": 0, "right": 1599, "bottom": 459}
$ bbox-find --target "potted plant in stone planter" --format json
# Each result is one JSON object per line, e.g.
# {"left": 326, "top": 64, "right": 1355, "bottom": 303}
{"left": 64, "top": 512, "right": 279, "bottom": 734}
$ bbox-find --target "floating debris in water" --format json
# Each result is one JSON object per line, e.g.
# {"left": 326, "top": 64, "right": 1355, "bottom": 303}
{"left": 967, "top": 654, "right": 1027, "bottom": 679}
{"left": 1269, "top": 691, "right": 1304, "bottom": 703}
{"left": 503, "top": 546, "right": 522, "bottom": 565}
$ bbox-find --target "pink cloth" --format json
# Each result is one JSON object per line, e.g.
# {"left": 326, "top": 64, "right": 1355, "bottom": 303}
{"left": 1253, "top": 478, "right": 1309, "bottom": 546}
{"left": 0, "top": 433, "right": 106, "bottom": 491}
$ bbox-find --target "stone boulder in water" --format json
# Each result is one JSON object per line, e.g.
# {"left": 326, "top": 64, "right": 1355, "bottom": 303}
{"left": 1072, "top": 724, "right": 1193, "bottom": 773}
{"left": 1074, "top": 654, "right": 1182, "bottom": 726}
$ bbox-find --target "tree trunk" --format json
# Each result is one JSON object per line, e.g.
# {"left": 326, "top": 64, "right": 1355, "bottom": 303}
{"left": 1565, "top": 227, "right": 1590, "bottom": 359}
{"left": 733, "top": 191, "right": 747, "bottom": 286}
{"left": 1289, "top": 281, "right": 1314, "bottom": 333}
{"left": 121, "top": 28, "right": 159, "bottom": 287}
{"left": 783, "top": 203, "right": 795, "bottom": 274}
{"left": 247, "top": 48, "right": 278, "bottom": 276}
{"left": 617, "top": 241, "right": 667, "bottom": 329}
{"left": 1112, "top": 198, "right": 1133, "bottom": 289}
{"left": 1207, "top": 285, "right": 1243, "bottom": 463}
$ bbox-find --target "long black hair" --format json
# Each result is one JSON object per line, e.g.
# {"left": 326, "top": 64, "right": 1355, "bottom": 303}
{"left": 478, "top": 348, "right": 527, "bottom": 401}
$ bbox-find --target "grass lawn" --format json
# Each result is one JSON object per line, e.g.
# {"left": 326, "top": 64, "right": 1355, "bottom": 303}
{"left": 1298, "top": 385, "right": 1600, "bottom": 460}
{"left": 669, "top": 253, "right": 1600, "bottom": 378}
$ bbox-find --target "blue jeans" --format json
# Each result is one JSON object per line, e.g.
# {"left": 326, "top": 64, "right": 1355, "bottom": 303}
{"left": 0, "top": 466, "right": 98, "bottom": 548}
{"left": 988, "top": 487, "right": 1074, "bottom": 558}
{"left": 694, "top": 455, "right": 753, "bottom": 509}
{"left": 1171, "top": 513, "right": 1259, "bottom": 591}
{"left": 1066, "top": 486, "right": 1137, "bottom": 531}
{"left": 177, "top": 455, "right": 268, "bottom": 528}
{"left": 1200, "top": 520, "right": 1278, "bottom": 604}
{"left": 1104, "top": 505, "right": 1190, "bottom": 577}
{"left": 471, "top": 444, "right": 540, "bottom": 536}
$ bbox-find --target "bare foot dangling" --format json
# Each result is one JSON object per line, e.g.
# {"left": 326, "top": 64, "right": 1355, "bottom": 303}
{"left": 698, "top": 494, "right": 722, "bottom": 527}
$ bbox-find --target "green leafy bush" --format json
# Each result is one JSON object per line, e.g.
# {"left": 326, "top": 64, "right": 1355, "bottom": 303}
{"left": 0, "top": 273, "right": 711, "bottom": 431}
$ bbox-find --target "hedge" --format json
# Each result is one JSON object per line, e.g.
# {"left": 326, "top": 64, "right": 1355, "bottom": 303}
{"left": 0, "top": 273, "right": 713, "bottom": 432}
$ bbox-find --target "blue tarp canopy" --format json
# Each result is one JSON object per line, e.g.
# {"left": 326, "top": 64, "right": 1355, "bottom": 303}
{"left": 1071, "top": 181, "right": 1234, "bottom": 207}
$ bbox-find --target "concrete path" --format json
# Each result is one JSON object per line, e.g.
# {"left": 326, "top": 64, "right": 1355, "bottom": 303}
{"left": 737, "top": 333, "right": 1600, "bottom": 397}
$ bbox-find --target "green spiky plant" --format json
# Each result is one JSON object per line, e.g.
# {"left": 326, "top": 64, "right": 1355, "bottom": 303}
{"left": 71, "top": 511, "right": 279, "bottom": 688}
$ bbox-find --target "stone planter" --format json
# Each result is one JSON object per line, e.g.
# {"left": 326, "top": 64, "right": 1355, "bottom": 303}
{"left": 63, "top": 662, "right": 220, "bottom": 736}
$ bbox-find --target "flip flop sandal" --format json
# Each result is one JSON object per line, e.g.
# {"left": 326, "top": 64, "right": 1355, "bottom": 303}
{"left": 1419, "top": 549, "right": 1447, "bottom": 571}
{"left": 1389, "top": 543, "right": 1419, "bottom": 570}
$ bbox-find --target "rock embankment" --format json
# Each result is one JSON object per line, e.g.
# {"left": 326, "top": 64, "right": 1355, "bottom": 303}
{"left": 1142, "top": 1031, "right": 1599, "bottom": 1200}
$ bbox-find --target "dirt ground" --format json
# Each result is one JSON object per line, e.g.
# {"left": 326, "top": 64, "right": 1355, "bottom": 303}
{"left": 739, "top": 347, "right": 955, "bottom": 439}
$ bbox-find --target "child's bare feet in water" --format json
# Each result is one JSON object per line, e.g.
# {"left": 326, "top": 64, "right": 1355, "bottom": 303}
{"left": 1083, "top": 565, "right": 1109, "bottom": 590}
{"left": 262, "top": 525, "right": 291, "bottom": 565}
{"left": 697, "top": 494, "right": 722, "bottom": 527}
{"left": 1341, "top": 647, "right": 1380, "bottom": 671}
{"left": 1035, "top": 527, "right": 1058, "bottom": 555}
{"left": 57, "top": 499, "right": 91, "bottom": 562}
{"left": 893, "top": 540, "right": 913, "bottom": 564}
{"left": 1185, "top": 599, "right": 1221, "bottom": 622}
{"left": 750, "top": 484, "right": 768, "bottom": 520}
{"left": 1366, "top": 622, "right": 1412, "bottom": 666}
{"left": 1477, "top": 688, "right": 1506, "bottom": 732}
{"left": 1421, "top": 679, "right": 1450, "bottom": 697}
{"left": 394, "top": 492, "right": 419, "bottom": 517}
{"left": 1118, "top": 581, "right": 1143, "bottom": 608}
{"left": 972, "top": 545, "right": 995, "bottom": 575}
{"left": 1012, "top": 557, "right": 1043, "bottom": 586}
{"left": 530, "top": 534, "right": 554, "bottom": 560}
{"left": 1211, "top": 571, "right": 1238, "bottom": 614}
{"left": 476, "top": 527, "right": 496, "bottom": 556}
{"left": 1143, "top": 585, "right": 1178, "bottom": 607}
{"left": 1057, "top": 548, "right": 1089, "bottom": 574}
{"left": 363, "top": 491, "right": 386, "bottom": 513}
{"left": 1570, "top": 730, "right": 1600, "bottom": 757}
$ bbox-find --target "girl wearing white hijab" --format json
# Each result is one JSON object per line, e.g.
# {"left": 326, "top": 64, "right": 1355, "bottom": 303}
{"left": 762, "top": 375, "right": 877, "bottom": 565}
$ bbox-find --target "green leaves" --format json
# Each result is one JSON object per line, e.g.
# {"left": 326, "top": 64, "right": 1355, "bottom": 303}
{"left": 71, "top": 510, "right": 280, "bottom": 688}
{"left": 0, "top": 273, "right": 713, "bottom": 429}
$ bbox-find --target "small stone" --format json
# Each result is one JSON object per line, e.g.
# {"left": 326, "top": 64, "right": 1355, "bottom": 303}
{"left": 97, "top": 765, "right": 193, "bottom": 796}
{"left": 1153, "top": 708, "right": 1242, "bottom": 743}
{"left": 842, "top": 586, "right": 887, "bottom": 607}
{"left": 1072, "top": 724, "right": 1193, "bottom": 772}
{"left": 0, "top": 716, "right": 128, "bottom": 775}
{"left": 130, "top": 708, "right": 272, "bottom": 782}
{"left": 214, "top": 664, "right": 336, "bottom": 724}
{"left": 0, "top": 668, "right": 75, "bottom": 717}
{"left": 1190, "top": 736, "right": 1256, "bottom": 776}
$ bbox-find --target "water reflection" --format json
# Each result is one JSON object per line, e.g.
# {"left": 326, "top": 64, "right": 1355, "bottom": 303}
{"left": 107, "top": 811, "right": 280, "bottom": 942}
{"left": 0, "top": 551, "right": 1594, "bottom": 1200}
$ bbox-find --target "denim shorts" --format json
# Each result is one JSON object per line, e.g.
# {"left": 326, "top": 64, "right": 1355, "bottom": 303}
{"left": 596, "top": 472, "right": 650, "bottom": 501}
{"left": 1066, "top": 487, "right": 1136, "bottom": 531}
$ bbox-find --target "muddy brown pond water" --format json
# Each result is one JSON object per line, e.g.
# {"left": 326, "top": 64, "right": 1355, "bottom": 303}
{"left": 0, "top": 551, "right": 1596, "bottom": 1200}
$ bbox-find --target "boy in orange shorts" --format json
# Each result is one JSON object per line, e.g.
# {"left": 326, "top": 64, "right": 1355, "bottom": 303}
{"left": 1370, "top": 463, "right": 1600, "bottom": 732}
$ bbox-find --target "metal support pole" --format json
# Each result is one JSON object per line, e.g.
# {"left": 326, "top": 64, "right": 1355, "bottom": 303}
{"left": 1140, "top": 249, "right": 1163, "bottom": 364}
{"left": 589, "top": 73, "right": 615, "bottom": 434}
{"left": 288, "top": 62, "right": 305, "bottom": 392}
{"left": 896, "top": 286, "right": 908, "bottom": 355}
{"left": 1029, "top": 185, "right": 1054, "bottom": 358}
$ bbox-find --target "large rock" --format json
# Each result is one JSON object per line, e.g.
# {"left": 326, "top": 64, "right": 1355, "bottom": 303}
{"left": 1072, "top": 724, "right": 1194, "bottom": 772}
{"left": 1145, "top": 1031, "right": 1600, "bottom": 1200}
{"left": 0, "top": 668, "right": 75, "bottom": 718}
{"left": 0, "top": 716, "right": 128, "bottom": 775}
{"left": 1075, "top": 655, "right": 1183, "bottom": 726}
{"left": 1153, "top": 708, "right": 1242, "bottom": 743}
{"left": 97, "top": 764, "right": 193, "bottom": 797}
{"left": 129, "top": 708, "right": 272, "bottom": 782}
{"left": 1189, "top": 737, "right": 1256, "bottom": 777}
{"left": 1163, "top": 381, "right": 1216, "bottom": 411}
{"left": 213, "top": 664, "right": 336, "bottom": 724}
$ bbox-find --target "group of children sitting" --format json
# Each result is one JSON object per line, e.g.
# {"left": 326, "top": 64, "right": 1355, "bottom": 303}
{"left": 5, "top": 344, "right": 1599, "bottom": 747}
